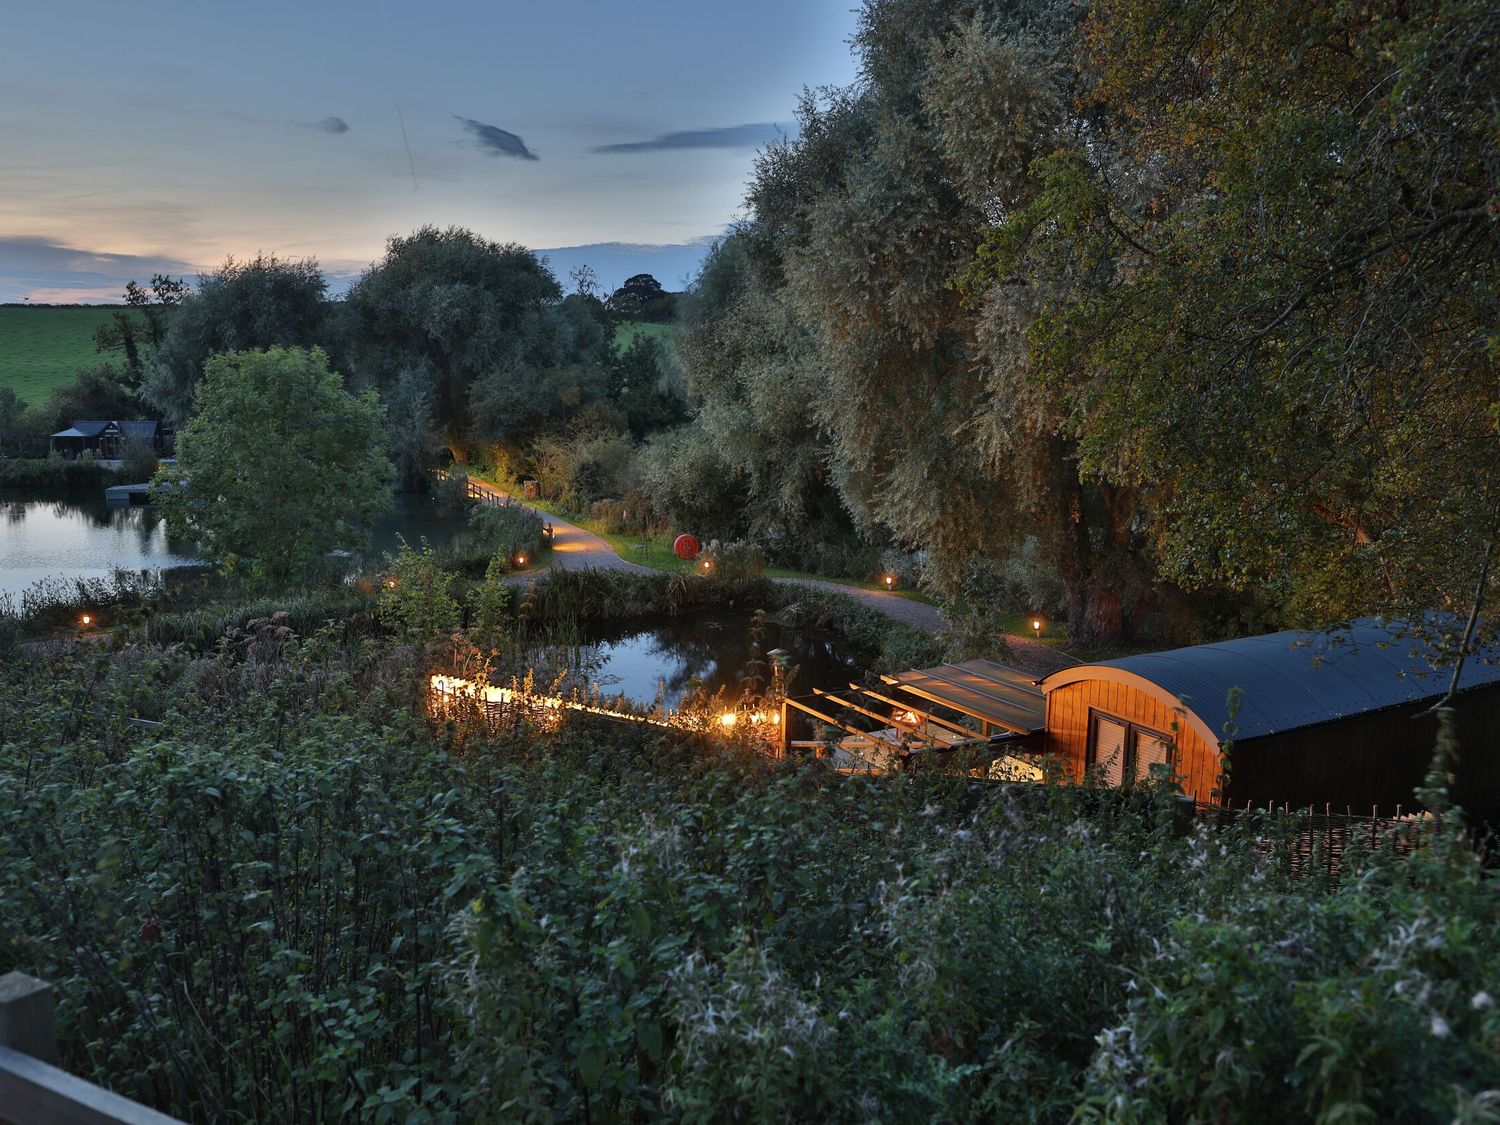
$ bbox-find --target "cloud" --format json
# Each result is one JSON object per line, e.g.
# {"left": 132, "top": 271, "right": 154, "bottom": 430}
{"left": 455, "top": 116, "right": 539, "bottom": 161}
{"left": 312, "top": 115, "right": 350, "bottom": 135}
{"left": 0, "top": 236, "right": 197, "bottom": 304}
{"left": 592, "top": 122, "right": 789, "bottom": 154}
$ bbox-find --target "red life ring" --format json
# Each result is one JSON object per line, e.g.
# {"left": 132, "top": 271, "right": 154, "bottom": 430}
{"left": 673, "top": 534, "right": 701, "bottom": 560}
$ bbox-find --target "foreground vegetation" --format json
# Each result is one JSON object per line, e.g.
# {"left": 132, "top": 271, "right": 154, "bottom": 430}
{"left": 1, "top": 587, "right": 1496, "bottom": 1121}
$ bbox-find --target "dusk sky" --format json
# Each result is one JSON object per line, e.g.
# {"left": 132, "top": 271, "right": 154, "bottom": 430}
{"left": 0, "top": 1, "right": 862, "bottom": 303}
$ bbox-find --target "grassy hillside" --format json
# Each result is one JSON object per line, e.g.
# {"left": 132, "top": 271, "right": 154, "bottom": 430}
{"left": 0, "top": 305, "right": 118, "bottom": 404}
{"left": 614, "top": 319, "right": 676, "bottom": 349}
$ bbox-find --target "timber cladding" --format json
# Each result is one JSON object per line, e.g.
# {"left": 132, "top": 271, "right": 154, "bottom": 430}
{"left": 1044, "top": 678, "right": 1220, "bottom": 803}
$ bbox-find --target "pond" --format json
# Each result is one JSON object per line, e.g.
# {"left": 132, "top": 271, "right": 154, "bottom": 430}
{"left": 565, "top": 606, "right": 872, "bottom": 710}
{"left": 0, "top": 489, "right": 465, "bottom": 602}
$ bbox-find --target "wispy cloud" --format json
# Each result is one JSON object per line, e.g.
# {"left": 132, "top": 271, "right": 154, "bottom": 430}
{"left": 592, "top": 122, "right": 789, "bottom": 154}
{"left": 310, "top": 115, "right": 350, "bottom": 135}
{"left": 455, "top": 116, "right": 539, "bottom": 161}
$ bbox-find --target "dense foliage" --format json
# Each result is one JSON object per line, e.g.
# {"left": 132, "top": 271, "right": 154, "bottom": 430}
{"left": 156, "top": 347, "right": 393, "bottom": 579}
{"left": 143, "top": 255, "right": 333, "bottom": 423}
{"left": 1, "top": 613, "right": 1497, "bottom": 1121}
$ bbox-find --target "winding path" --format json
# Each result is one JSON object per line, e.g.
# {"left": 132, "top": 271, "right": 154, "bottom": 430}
{"left": 465, "top": 475, "right": 1069, "bottom": 670}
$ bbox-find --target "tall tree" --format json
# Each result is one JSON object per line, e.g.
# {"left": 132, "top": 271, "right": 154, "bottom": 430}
{"left": 740, "top": 0, "right": 1158, "bottom": 644}
{"left": 342, "top": 226, "right": 574, "bottom": 448}
{"left": 156, "top": 348, "right": 392, "bottom": 580}
{"left": 976, "top": 0, "right": 1500, "bottom": 626}
{"left": 142, "top": 255, "right": 330, "bottom": 423}
{"left": 93, "top": 275, "right": 188, "bottom": 382}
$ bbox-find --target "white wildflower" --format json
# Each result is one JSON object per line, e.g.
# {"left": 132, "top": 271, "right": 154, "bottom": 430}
{"left": 1430, "top": 1013, "right": 1451, "bottom": 1038}
{"left": 1472, "top": 991, "right": 1494, "bottom": 1011}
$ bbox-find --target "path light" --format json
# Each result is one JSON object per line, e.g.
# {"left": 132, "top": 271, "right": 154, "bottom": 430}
{"left": 515, "top": 553, "right": 528, "bottom": 567}
{"left": 80, "top": 613, "right": 93, "bottom": 628}
{"left": 883, "top": 574, "right": 896, "bottom": 590}
{"left": 702, "top": 558, "right": 712, "bottom": 572}
{"left": 719, "top": 711, "right": 737, "bottom": 727}
{"left": 1032, "top": 618, "right": 1042, "bottom": 640}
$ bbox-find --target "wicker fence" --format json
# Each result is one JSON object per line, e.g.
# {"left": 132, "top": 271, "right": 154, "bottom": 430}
{"left": 1195, "top": 800, "right": 1434, "bottom": 888}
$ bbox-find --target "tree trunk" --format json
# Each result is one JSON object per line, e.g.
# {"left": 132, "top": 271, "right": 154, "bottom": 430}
{"left": 1056, "top": 463, "right": 1144, "bottom": 649}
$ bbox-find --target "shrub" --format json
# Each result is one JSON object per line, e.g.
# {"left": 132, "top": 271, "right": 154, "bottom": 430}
{"left": 379, "top": 537, "right": 460, "bottom": 639}
{"left": 0, "top": 455, "right": 113, "bottom": 492}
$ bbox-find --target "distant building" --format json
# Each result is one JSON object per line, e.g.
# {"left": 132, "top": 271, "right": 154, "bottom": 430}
{"left": 50, "top": 420, "right": 172, "bottom": 459}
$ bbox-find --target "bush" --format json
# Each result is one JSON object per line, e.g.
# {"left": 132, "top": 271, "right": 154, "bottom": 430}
{"left": 702, "top": 538, "right": 765, "bottom": 579}
{"left": 119, "top": 433, "right": 160, "bottom": 483}
{"left": 0, "top": 455, "right": 113, "bottom": 493}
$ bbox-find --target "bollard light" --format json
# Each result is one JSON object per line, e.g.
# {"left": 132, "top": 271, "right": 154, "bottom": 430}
{"left": 1032, "top": 618, "right": 1042, "bottom": 640}
{"left": 80, "top": 613, "right": 93, "bottom": 627}
{"left": 883, "top": 574, "right": 895, "bottom": 590}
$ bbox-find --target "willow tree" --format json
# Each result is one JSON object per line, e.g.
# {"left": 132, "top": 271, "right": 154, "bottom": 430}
{"left": 342, "top": 227, "right": 580, "bottom": 449}
{"left": 979, "top": 0, "right": 1500, "bottom": 628}
{"left": 649, "top": 233, "right": 863, "bottom": 553}
{"left": 746, "top": 0, "right": 1157, "bottom": 645}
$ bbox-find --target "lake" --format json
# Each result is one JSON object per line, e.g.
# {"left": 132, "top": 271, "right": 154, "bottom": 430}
{"left": 0, "top": 489, "right": 465, "bottom": 602}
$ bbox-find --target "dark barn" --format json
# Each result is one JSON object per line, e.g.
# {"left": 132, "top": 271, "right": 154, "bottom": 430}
{"left": 1039, "top": 619, "right": 1500, "bottom": 819}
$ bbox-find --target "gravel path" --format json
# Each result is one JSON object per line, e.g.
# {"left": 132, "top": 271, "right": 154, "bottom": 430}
{"left": 468, "top": 477, "right": 1077, "bottom": 669}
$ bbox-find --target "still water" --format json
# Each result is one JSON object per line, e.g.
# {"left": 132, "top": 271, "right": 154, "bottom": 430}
{"left": 0, "top": 490, "right": 464, "bottom": 601}
{"left": 570, "top": 607, "right": 870, "bottom": 709}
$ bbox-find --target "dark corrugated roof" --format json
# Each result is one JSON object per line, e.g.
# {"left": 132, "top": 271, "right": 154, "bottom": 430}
{"left": 1083, "top": 618, "right": 1500, "bottom": 743}
{"left": 69, "top": 420, "right": 110, "bottom": 436}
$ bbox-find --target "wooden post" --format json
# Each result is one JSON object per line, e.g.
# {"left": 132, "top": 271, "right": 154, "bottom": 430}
{"left": 0, "top": 971, "right": 58, "bottom": 1067}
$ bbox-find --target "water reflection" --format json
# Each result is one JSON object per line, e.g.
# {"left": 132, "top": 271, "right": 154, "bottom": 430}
{"left": 0, "top": 492, "right": 196, "bottom": 599}
{"left": 573, "top": 608, "right": 869, "bottom": 708}
{"left": 0, "top": 489, "right": 466, "bottom": 600}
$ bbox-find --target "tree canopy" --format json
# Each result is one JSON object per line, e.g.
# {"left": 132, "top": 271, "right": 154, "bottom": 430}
{"left": 343, "top": 226, "right": 593, "bottom": 447}
{"left": 157, "top": 347, "right": 391, "bottom": 580}
{"left": 142, "top": 255, "right": 332, "bottom": 423}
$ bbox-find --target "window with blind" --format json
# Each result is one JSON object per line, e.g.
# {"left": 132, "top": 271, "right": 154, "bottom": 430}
{"left": 1087, "top": 711, "right": 1173, "bottom": 787}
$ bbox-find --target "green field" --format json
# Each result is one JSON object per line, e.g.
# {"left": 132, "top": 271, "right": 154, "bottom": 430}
{"left": 0, "top": 305, "right": 119, "bottom": 404}
{"left": 614, "top": 320, "right": 676, "bottom": 349}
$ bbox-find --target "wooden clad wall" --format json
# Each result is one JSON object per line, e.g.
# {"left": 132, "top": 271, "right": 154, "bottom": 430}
{"left": 1044, "top": 680, "right": 1220, "bottom": 802}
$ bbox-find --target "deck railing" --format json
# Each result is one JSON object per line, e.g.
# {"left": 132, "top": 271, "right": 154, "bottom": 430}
{"left": 0, "top": 971, "right": 182, "bottom": 1124}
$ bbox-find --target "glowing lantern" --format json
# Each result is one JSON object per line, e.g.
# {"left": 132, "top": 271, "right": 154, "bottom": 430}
{"left": 1032, "top": 619, "right": 1042, "bottom": 640}
{"left": 883, "top": 574, "right": 896, "bottom": 590}
{"left": 80, "top": 614, "right": 93, "bottom": 627}
{"left": 516, "top": 553, "right": 528, "bottom": 567}
{"left": 719, "top": 711, "right": 737, "bottom": 727}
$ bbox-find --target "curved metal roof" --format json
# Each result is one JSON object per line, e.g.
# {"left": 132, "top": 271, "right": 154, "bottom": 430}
{"left": 1042, "top": 618, "right": 1500, "bottom": 744}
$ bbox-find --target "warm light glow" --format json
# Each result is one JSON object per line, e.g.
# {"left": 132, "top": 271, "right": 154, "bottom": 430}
{"left": 386, "top": 579, "right": 397, "bottom": 589}
{"left": 1032, "top": 619, "right": 1042, "bottom": 633}
{"left": 702, "top": 559, "right": 712, "bottom": 570}
{"left": 719, "top": 711, "right": 738, "bottom": 727}
{"left": 516, "top": 554, "right": 527, "bottom": 566}
{"left": 883, "top": 574, "right": 895, "bottom": 588}
{"left": 902, "top": 710, "right": 918, "bottom": 724}
{"left": 80, "top": 614, "right": 92, "bottom": 627}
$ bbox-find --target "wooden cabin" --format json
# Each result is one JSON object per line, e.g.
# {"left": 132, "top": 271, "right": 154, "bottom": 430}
{"left": 50, "top": 419, "right": 168, "bottom": 459}
{"left": 1039, "top": 619, "right": 1500, "bottom": 818}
